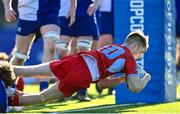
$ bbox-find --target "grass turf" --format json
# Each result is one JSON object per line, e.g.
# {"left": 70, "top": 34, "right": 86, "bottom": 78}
{"left": 20, "top": 83, "right": 180, "bottom": 113}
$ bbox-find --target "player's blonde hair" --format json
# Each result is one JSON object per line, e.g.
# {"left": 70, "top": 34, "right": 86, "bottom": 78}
{"left": 124, "top": 30, "right": 149, "bottom": 53}
{"left": 0, "top": 61, "right": 16, "bottom": 87}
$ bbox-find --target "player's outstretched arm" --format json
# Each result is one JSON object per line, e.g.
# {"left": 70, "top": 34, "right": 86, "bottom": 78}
{"left": 13, "top": 62, "right": 54, "bottom": 77}
{"left": 97, "top": 74, "right": 126, "bottom": 90}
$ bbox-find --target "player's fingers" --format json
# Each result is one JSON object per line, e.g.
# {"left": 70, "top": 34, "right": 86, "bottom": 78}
{"left": 66, "top": 14, "right": 70, "bottom": 19}
{"left": 5, "top": 11, "right": 14, "bottom": 22}
{"left": 9, "top": 11, "right": 16, "bottom": 19}
{"left": 68, "top": 21, "right": 73, "bottom": 27}
{"left": 11, "top": 13, "right": 16, "bottom": 19}
{"left": 87, "top": 7, "right": 91, "bottom": 15}
{"left": 5, "top": 18, "right": 11, "bottom": 22}
{"left": 88, "top": 7, "right": 94, "bottom": 16}
{"left": 12, "top": 10, "right": 17, "bottom": 15}
{"left": 68, "top": 17, "right": 75, "bottom": 26}
{"left": 66, "top": 11, "right": 70, "bottom": 19}
{"left": 9, "top": 12, "right": 16, "bottom": 21}
{"left": 5, "top": 15, "right": 13, "bottom": 22}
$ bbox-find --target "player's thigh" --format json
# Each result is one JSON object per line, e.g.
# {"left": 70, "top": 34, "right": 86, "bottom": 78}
{"left": 40, "top": 24, "right": 60, "bottom": 51}
{"left": 40, "top": 81, "right": 64, "bottom": 101}
{"left": 40, "top": 24, "right": 60, "bottom": 36}
{"left": 15, "top": 34, "right": 36, "bottom": 54}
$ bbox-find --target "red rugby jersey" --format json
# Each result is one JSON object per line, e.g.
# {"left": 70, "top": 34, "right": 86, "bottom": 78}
{"left": 79, "top": 44, "right": 137, "bottom": 79}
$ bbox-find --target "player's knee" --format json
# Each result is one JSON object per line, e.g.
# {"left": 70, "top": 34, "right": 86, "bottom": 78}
{"left": 55, "top": 40, "right": 69, "bottom": 50}
{"left": 77, "top": 39, "right": 92, "bottom": 51}
{"left": 43, "top": 31, "right": 59, "bottom": 41}
{"left": 43, "top": 32, "right": 59, "bottom": 54}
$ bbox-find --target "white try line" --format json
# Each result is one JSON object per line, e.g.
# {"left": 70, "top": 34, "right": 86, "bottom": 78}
{"left": 62, "top": 104, "right": 135, "bottom": 113}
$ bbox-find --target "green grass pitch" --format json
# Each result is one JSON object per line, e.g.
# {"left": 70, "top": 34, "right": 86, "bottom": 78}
{"left": 18, "top": 83, "right": 180, "bottom": 113}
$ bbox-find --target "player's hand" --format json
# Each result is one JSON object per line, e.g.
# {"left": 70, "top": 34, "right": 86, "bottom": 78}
{"left": 5, "top": 8, "right": 17, "bottom": 22}
{"left": 66, "top": 7, "right": 76, "bottom": 27}
{"left": 87, "top": 3, "right": 98, "bottom": 16}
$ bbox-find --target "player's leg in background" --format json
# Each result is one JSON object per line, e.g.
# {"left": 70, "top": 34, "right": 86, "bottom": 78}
{"left": 97, "top": 11, "right": 114, "bottom": 49}
{"left": 40, "top": 24, "right": 60, "bottom": 62}
{"left": 76, "top": 15, "right": 98, "bottom": 53}
{"left": 10, "top": 20, "right": 39, "bottom": 66}
{"left": 10, "top": 34, "right": 36, "bottom": 65}
{"left": 55, "top": 16, "right": 76, "bottom": 59}
{"left": 77, "top": 36, "right": 93, "bottom": 52}
{"left": 55, "top": 35, "right": 71, "bottom": 59}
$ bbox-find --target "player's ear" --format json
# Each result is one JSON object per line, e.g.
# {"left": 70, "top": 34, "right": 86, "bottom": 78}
{"left": 130, "top": 43, "right": 138, "bottom": 53}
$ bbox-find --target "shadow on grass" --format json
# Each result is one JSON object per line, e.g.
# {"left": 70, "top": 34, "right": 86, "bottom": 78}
{"left": 62, "top": 99, "right": 180, "bottom": 113}
{"left": 88, "top": 93, "right": 113, "bottom": 99}
{"left": 60, "top": 103, "right": 157, "bottom": 113}
{"left": 22, "top": 100, "right": 70, "bottom": 112}
{"left": 68, "top": 92, "right": 113, "bottom": 103}
{"left": 176, "top": 98, "right": 180, "bottom": 101}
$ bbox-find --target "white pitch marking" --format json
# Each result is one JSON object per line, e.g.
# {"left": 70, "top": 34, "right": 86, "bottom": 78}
{"left": 63, "top": 104, "right": 133, "bottom": 113}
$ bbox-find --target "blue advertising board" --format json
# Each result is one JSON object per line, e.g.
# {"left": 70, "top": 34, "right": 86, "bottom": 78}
{"left": 114, "top": 0, "right": 177, "bottom": 103}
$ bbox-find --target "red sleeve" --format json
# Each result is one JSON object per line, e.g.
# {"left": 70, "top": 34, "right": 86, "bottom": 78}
{"left": 124, "top": 57, "right": 137, "bottom": 75}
